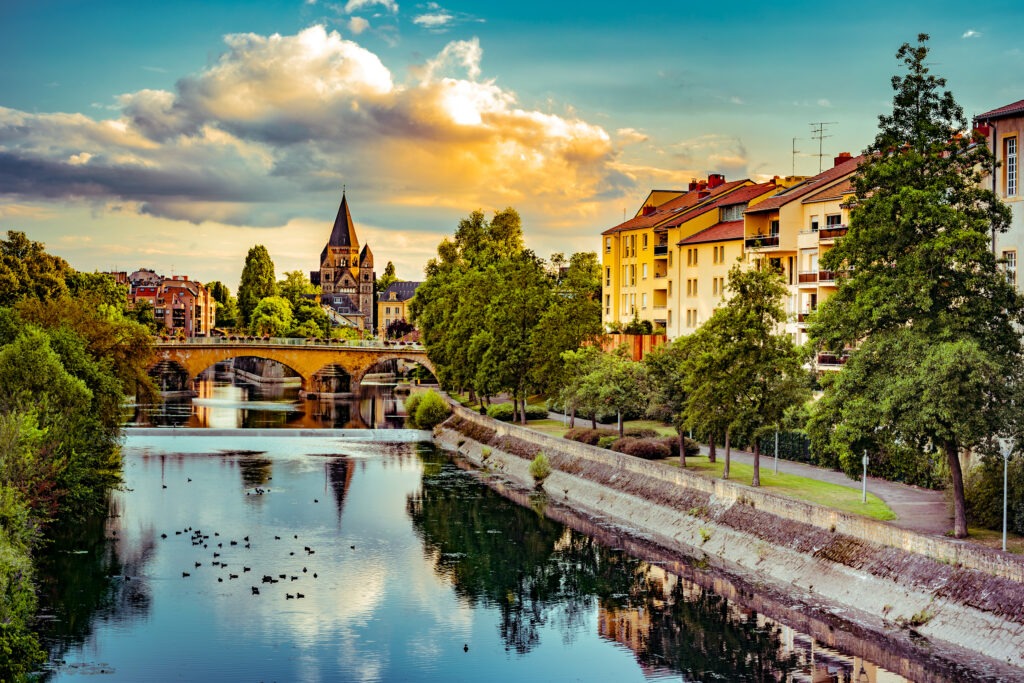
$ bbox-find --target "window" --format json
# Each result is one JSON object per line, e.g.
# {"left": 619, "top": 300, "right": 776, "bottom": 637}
{"left": 643, "top": 234, "right": 648, "bottom": 249}
{"left": 642, "top": 263, "right": 648, "bottom": 279}
{"left": 605, "top": 267, "right": 611, "bottom": 286}
{"left": 1005, "top": 250, "right": 1017, "bottom": 288}
{"left": 686, "top": 309, "right": 697, "bottom": 328}
{"left": 630, "top": 265, "right": 636, "bottom": 285}
{"left": 667, "top": 310, "right": 672, "bottom": 326}
{"left": 826, "top": 214, "right": 842, "bottom": 227}
{"left": 712, "top": 245, "right": 726, "bottom": 264}
{"left": 606, "top": 237, "right": 611, "bottom": 253}
{"left": 641, "top": 293, "right": 647, "bottom": 309}
{"left": 769, "top": 219, "right": 780, "bottom": 236}
{"left": 686, "top": 278, "right": 697, "bottom": 297}
{"left": 720, "top": 203, "right": 745, "bottom": 222}
{"left": 713, "top": 276, "right": 725, "bottom": 296}
{"left": 1007, "top": 137, "right": 1018, "bottom": 197}
{"left": 668, "top": 281, "right": 672, "bottom": 297}
{"left": 811, "top": 217, "right": 819, "bottom": 232}
{"left": 686, "top": 248, "right": 698, "bottom": 266}
{"left": 668, "top": 251, "right": 672, "bottom": 267}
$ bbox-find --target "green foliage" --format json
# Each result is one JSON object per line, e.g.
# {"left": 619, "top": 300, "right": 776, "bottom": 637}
{"left": 375, "top": 260, "right": 399, "bottom": 294}
{"left": 610, "top": 437, "right": 670, "bottom": 460}
{"left": 529, "top": 452, "right": 552, "bottom": 484}
{"left": 563, "top": 427, "right": 618, "bottom": 446}
{"left": 291, "top": 298, "right": 328, "bottom": 337}
{"left": 0, "top": 230, "right": 71, "bottom": 306}
{"left": 404, "top": 392, "right": 424, "bottom": 424}
{"left": 386, "top": 318, "right": 415, "bottom": 339}
{"left": 278, "top": 270, "right": 319, "bottom": 309}
{"left": 486, "top": 403, "right": 548, "bottom": 422}
{"left": 206, "top": 280, "right": 231, "bottom": 305}
{"left": 808, "top": 35, "right": 1022, "bottom": 536}
{"left": 237, "top": 245, "right": 277, "bottom": 326}
{"left": 249, "top": 295, "right": 293, "bottom": 336}
{"left": 964, "top": 454, "right": 1024, "bottom": 534}
{"left": 66, "top": 271, "right": 128, "bottom": 307}
{"left": 624, "top": 314, "right": 653, "bottom": 335}
{"left": 596, "top": 435, "right": 618, "bottom": 450}
{"left": 409, "top": 390, "right": 451, "bottom": 429}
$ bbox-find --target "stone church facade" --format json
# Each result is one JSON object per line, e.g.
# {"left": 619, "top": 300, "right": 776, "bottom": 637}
{"left": 310, "top": 191, "right": 376, "bottom": 329}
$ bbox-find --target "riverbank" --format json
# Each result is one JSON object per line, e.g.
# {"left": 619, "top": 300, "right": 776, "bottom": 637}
{"left": 434, "top": 402, "right": 1024, "bottom": 679}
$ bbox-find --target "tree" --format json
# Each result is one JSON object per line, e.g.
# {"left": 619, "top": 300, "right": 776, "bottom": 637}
{"left": 237, "top": 245, "right": 277, "bottom": 326}
{"left": 206, "top": 280, "right": 231, "bottom": 305}
{"left": 558, "top": 345, "right": 605, "bottom": 428}
{"left": 278, "top": 270, "right": 319, "bottom": 309}
{"left": 0, "top": 230, "right": 71, "bottom": 306}
{"left": 249, "top": 296, "right": 293, "bottom": 337}
{"left": 644, "top": 338, "right": 696, "bottom": 466}
{"left": 386, "top": 318, "right": 415, "bottom": 339}
{"left": 376, "top": 260, "right": 399, "bottom": 294}
{"left": 808, "top": 34, "right": 1021, "bottom": 537}
{"left": 680, "top": 264, "right": 808, "bottom": 484}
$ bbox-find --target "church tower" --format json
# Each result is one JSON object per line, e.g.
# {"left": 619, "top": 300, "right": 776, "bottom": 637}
{"left": 312, "top": 190, "right": 376, "bottom": 328}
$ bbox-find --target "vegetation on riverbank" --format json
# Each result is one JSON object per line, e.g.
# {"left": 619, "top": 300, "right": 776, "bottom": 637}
{"left": 0, "top": 231, "right": 155, "bottom": 678}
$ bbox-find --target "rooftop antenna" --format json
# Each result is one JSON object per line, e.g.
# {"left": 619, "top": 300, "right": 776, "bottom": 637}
{"left": 791, "top": 137, "right": 802, "bottom": 176}
{"left": 809, "top": 122, "right": 836, "bottom": 173}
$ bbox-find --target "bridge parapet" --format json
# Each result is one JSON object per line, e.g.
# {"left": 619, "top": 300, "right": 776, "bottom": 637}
{"left": 155, "top": 337, "right": 425, "bottom": 351}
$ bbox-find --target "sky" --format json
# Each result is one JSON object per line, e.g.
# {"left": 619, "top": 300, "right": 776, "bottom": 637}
{"left": 2, "top": 0, "right": 1023, "bottom": 288}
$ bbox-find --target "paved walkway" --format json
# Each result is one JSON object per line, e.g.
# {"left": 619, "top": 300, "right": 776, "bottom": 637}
{"left": 539, "top": 411, "right": 952, "bottom": 537}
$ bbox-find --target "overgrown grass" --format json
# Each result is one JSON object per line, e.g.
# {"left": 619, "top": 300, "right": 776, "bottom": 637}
{"left": 965, "top": 527, "right": 1024, "bottom": 554}
{"left": 676, "top": 457, "right": 897, "bottom": 521}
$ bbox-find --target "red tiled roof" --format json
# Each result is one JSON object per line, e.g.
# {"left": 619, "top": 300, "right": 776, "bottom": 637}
{"left": 802, "top": 176, "right": 855, "bottom": 204}
{"left": 655, "top": 180, "right": 753, "bottom": 229}
{"left": 601, "top": 190, "right": 697, "bottom": 235}
{"left": 746, "top": 156, "right": 863, "bottom": 214}
{"left": 677, "top": 220, "right": 744, "bottom": 246}
{"left": 976, "top": 99, "right": 1024, "bottom": 121}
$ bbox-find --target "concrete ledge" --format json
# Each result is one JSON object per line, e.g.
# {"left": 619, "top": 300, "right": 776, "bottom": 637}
{"left": 124, "top": 427, "right": 431, "bottom": 441}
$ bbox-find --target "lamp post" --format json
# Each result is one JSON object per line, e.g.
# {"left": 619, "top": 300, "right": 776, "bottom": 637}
{"left": 998, "top": 438, "right": 1014, "bottom": 552}
{"left": 861, "top": 450, "right": 869, "bottom": 504}
{"left": 773, "top": 430, "right": 779, "bottom": 475}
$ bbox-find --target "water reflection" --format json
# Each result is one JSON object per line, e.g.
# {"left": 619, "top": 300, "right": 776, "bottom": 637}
{"left": 130, "top": 367, "right": 409, "bottom": 429}
{"left": 35, "top": 439, "right": 940, "bottom": 682}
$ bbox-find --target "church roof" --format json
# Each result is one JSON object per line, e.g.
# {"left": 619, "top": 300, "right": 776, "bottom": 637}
{"left": 329, "top": 191, "right": 359, "bottom": 250}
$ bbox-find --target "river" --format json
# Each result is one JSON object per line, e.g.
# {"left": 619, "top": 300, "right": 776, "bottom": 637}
{"left": 33, "top": 373, "right": 921, "bottom": 681}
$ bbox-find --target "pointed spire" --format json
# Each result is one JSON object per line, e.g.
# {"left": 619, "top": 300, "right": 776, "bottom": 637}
{"left": 328, "top": 188, "right": 359, "bottom": 249}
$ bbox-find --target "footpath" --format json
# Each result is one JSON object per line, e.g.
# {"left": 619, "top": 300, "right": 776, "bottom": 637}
{"left": 539, "top": 411, "right": 953, "bottom": 537}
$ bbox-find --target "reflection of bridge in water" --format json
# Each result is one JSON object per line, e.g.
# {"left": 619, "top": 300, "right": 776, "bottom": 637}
{"left": 151, "top": 338, "right": 436, "bottom": 396}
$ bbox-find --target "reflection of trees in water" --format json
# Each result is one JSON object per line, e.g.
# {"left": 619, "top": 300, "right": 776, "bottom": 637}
{"left": 326, "top": 458, "right": 354, "bottom": 519}
{"left": 409, "top": 456, "right": 799, "bottom": 678}
{"left": 237, "top": 456, "right": 273, "bottom": 490}
{"left": 35, "top": 493, "right": 155, "bottom": 667}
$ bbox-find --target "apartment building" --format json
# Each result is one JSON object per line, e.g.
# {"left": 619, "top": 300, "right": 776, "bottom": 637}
{"left": 377, "top": 281, "right": 422, "bottom": 337}
{"left": 974, "top": 99, "right": 1024, "bottom": 290}
{"left": 122, "top": 269, "right": 215, "bottom": 337}
{"left": 601, "top": 175, "right": 752, "bottom": 333}
{"left": 743, "top": 153, "right": 861, "bottom": 366}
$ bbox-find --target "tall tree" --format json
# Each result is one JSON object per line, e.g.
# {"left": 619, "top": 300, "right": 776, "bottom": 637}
{"left": 249, "top": 295, "right": 293, "bottom": 337}
{"left": 278, "top": 270, "right": 319, "bottom": 309}
{"left": 0, "top": 230, "right": 71, "bottom": 305}
{"left": 376, "top": 260, "right": 399, "bottom": 294}
{"left": 237, "top": 245, "right": 277, "bottom": 326}
{"left": 808, "top": 34, "right": 1021, "bottom": 537}
{"left": 645, "top": 337, "right": 696, "bottom": 466}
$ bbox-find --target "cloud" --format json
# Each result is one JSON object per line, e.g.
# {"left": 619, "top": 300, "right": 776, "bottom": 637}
{"left": 348, "top": 17, "right": 370, "bottom": 34}
{"left": 817, "top": 98, "right": 832, "bottom": 108}
{"left": 344, "top": 0, "right": 397, "bottom": 13}
{"left": 0, "top": 25, "right": 637, "bottom": 232}
{"left": 962, "top": 29, "right": 982, "bottom": 39}
{"left": 413, "top": 11, "right": 453, "bottom": 29}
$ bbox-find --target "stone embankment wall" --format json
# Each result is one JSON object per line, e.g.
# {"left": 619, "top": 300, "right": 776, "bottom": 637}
{"left": 435, "top": 402, "right": 1024, "bottom": 673}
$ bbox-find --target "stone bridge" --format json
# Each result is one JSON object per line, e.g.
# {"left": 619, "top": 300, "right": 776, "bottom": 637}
{"left": 151, "top": 338, "right": 436, "bottom": 394}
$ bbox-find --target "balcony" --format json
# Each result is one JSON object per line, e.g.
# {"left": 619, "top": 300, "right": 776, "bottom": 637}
{"left": 653, "top": 244, "right": 668, "bottom": 256}
{"left": 816, "top": 352, "right": 849, "bottom": 368}
{"left": 797, "top": 309, "right": 817, "bottom": 324}
{"left": 744, "top": 235, "right": 780, "bottom": 249}
{"left": 797, "top": 271, "right": 818, "bottom": 284}
{"left": 819, "top": 225, "right": 848, "bottom": 240}
{"left": 818, "top": 270, "right": 836, "bottom": 283}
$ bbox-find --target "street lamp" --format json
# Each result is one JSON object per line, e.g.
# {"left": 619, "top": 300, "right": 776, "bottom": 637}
{"left": 998, "top": 437, "right": 1015, "bottom": 552}
{"left": 773, "top": 429, "right": 780, "bottom": 475}
{"left": 861, "top": 450, "right": 869, "bottom": 504}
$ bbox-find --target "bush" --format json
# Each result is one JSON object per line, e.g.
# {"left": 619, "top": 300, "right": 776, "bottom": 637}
{"left": 564, "top": 427, "right": 617, "bottom": 446}
{"left": 623, "top": 427, "right": 660, "bottom": 439}
{"left": 529, "top": 452, "right": 552, "bottom": 485}
{"left": 611, "top": 437, "right": 671, "bottom": 460}
{"left": 412, "top": 390, "right": 451, "bottom": 430}
{"left": 597, "top": 435, "right": 619, "bottom": 450}
{"left": 487, "top": 402, "right": 547, "bottom": 422}
{"left": 660, "top": 436, "right": 700, "bottom": 459}
{"left": 403, "top": 392, "right": 424, "bottom": 424}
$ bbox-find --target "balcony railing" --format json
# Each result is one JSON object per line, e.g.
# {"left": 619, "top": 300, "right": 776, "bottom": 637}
{"left": 818, "top": 270, "right": 836, "bottom": 283}
{"left": 653, "top": 273, "right": 667, "bottom": 279}
{"left": 816, "top": 352, "right": 849, "bottom": 367}
{"left": 819, "top": 225, "right": 848, "bottom": 240}
{"left": 653, "top": 244, "right": 668, "bottom": 255}
{"left": 797, "top": 271, "right": 818, "bottom": 284}
{"left": 744, "top": 235, "right": 780, "bottom": 249}
{"left": 797, "top": 309, "right": 817, "bottom": 323}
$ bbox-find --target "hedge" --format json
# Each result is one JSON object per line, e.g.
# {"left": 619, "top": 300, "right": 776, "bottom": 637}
{"left": 487, "top": 402, "right": 549, "bottom": 422}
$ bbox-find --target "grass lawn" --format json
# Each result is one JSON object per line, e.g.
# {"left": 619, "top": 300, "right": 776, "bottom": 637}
{"left": 674, "top": 456, "right": 897, "bottom": 521}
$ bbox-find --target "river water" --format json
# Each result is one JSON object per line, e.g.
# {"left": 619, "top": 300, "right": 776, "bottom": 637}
{"left": 32, "top": 372, "right": 948, "bottom": 681}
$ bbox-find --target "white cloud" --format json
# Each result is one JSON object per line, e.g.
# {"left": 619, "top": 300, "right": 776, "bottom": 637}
{"left": 413, "top": 12, "right": 453, "bottom": 28}
{"left": 348, "top": 17, "right": 370, "bottom": 34}
{"left": 962, "top": 29, "right": 982, "bottom": 39}
{"left": 616, "top": 128, "right": 648, "bottom": 145}
{"left": 344, "top": 0, "right": 397, "bottom": 13}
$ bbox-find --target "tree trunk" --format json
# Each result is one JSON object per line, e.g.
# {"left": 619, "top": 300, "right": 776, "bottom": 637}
{"left": 678, "top": 431, "right": 686, "bottom": 468}
{"left": 468, "top": 388, "right": 476, "bottom": 403}
{"left": 569, "top": 407, "right": 576, "bottom": 428}
{"left": 617, "top": 410, "right": 624, "bottom": 437}
{"left": 945, "top": 440, "right": 968, "bottom": 538}
{"left": 511, "top": 398, "right": 518, "bottom": 423}
{"left": 708, "top": 433, "right": 717, "bottom": 463}
{"left": 591, "top": 414, "right": 597, "bottom": 429}
{"left": 751, "top": 440, "right": 761, "bottom": 487}
{"left": 520, "top": 397, "right": 528, "bottom": 425}
{"left": 723, "top": 429, "right": 731, "bottom": 480}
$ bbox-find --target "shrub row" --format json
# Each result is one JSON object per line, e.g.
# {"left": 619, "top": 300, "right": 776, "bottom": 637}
{"left": 486, "top": 402, "right": 549, "bottom": 422}
{"left": 563, "top": 428, "right": 700, "bottom": 461}
{"left": 404, "top": 390, "right": 451, "bottom": 429}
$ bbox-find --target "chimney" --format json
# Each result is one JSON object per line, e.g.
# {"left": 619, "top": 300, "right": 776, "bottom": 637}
{"left": 688, "top": 179, "right": 699, "bottom": 191}
{"left": 833, "top": 152, "right": 853, "bottom": 168}
{"left": 698, "top": 190, "right": 711, "bottom": 199}
{"left": 698, "top": 180, "right": 708, "bottom": 191}
{"left": 771, "top": 175, "right": 780, "bottom": 186}
{"left": 707, "top": 173, "right": 725, "bottom": 189}
{"left": 641, "top": 205, "right": 656, "bottom": 216}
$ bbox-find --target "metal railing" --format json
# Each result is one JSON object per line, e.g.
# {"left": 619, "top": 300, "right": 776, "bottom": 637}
{"left": 744, "top": 235, "right": 780, "bottom": 249}
{"left": 819, "top": 225, "right": 848, "bottom": 240}
{"left": 154, "top": 336, "right": 426, "bottom": 351}
{"left": 797, "top": 271, "right": 818, "bottom": 284}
